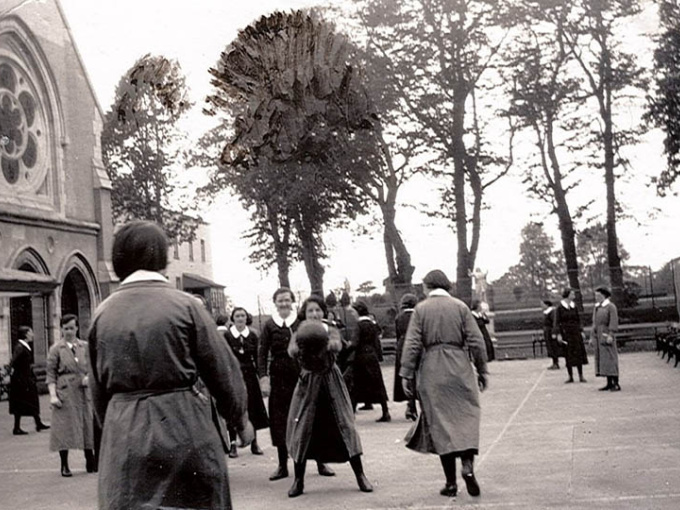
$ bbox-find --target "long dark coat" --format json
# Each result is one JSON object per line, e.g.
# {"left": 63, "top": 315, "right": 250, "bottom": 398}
{"left": 46, "top": 340, "right": 94, "bottom": 451}
{"left": 223, "top": 327, "right": 269, "bottom": 430}
{"left": 9, "top": 342, "right": 39, "bottom": 417}
{"left": 393, "top": 309, "right": 414, "bottom": 402}
{"left": 286, "top": 322, "right": 362, "bottom": 463}
{"left": 591, "top": 301, "right": 619, "bottom": 377}
{"left": 400, "top": 292, "right": 487, "bottom": 455}
{"left": 258, "top": 316, "right": 300, "bottom": 447}
{"left": 88, "top": 280, "right": 248, "bottom": 510}
{"left": 553, "top": 303, "right": 588, "bottom": 367}
{"left": 345, "top": 318, "right": 387, "bottom": 405}
{"left": 543, "top": 307, "right": 562, "bottom": 359}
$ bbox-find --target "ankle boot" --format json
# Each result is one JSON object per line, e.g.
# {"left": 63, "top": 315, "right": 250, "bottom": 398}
{"left": 317, "top": 462, "right": 335, "bottom": 476}
{"left": 60, "top": 450, "right": 72, "bottom": 477}
{"left": 228, "top": 441, "right": 239, "bottom": 459}
{"left": 251, "top": 438, "right": 263, "bottom": 455}
{"left": 288, "top": 461, "right": 306, "bottom": 497}
{"left": 461, "top": 457, "right": 480, "bottom": 497}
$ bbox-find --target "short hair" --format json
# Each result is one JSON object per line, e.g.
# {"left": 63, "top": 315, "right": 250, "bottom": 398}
{"left": 60, "top": 314, "right": 78, "bottom": 327}
{"left": 230, "top": 307, "right": 253, "bottom": 325}
{"left": 561, "top": 288, "right": 573, "bottom": 299}
{"left": 400, "top": 293, "right": 418, "bottom": 310}
{"left": 471, "top": 299, "right": 482, "bottom": 311}
{"left": 325, "top": 291, "right": 338, "bottom": 308}
{"left": 595, "top": 286, "right": 611, "bottom": 299}
{"left": 112, "top": 221, "right": 168, "bottom": 280}
{"left": 423, "top": 269, "right": 452, "bottom": 291}
{"left": 339, "top": 291, "right": 351, "bottom": 307}
{"left": 215, "top": 314, "right": 229, "bottom": 326}
{"left": 299, "top": 294, "right": 328, "bottom": 321}
{"left": 17, "top": 326, "right": 32, "bottom": 340}
{"left": 352, "top": 300, "right": 370, "bottom": 317}
{"left": 272, "top": 287, "right": 295, "bottom": 303}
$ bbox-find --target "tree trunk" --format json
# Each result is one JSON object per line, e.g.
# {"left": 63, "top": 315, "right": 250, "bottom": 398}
{"left": 380, "top": 198, "right": 414, "bottom": 287}
{"left": 267, "top": 208, "right": 292, "bottom": 288}
{"left": 293, "top": 213, "right": 325, "bottom": 296}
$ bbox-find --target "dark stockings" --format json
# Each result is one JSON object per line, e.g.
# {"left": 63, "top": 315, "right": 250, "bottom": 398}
{"left": 13, "top": 415, "right": 21, "bottom": 431}
{"left": 439, "top": 453, "right": 457, "bottom": 486}
{"left": 59, "top": 450, "right": 71, "bottom": 477}
{"left": 277, "top": 445, "right": 288, "bottom": 469}
{"left": 566, "top": 365, "right": 584, "bottom": 381}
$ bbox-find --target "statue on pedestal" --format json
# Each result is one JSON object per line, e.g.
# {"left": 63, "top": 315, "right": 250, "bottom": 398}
{"left": 469, "top": 267, "right": 489, "bottom": 304}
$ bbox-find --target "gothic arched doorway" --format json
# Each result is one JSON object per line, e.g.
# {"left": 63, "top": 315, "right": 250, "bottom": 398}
{"left": 61, "top": 267, "right": 92, "bottom": 334}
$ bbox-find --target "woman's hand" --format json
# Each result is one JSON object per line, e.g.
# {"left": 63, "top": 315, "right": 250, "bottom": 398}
{"left": 402, "top": 378, "right": 415, "bottom": 399}
{"left": 478, "top": 373, "right": 488, "bottom": 392}
{"left": 259, "top": 376, "right": 270, "bottom": 398}
{"left": 81, "top": 375, "right": 89, "bottom": 387}
{"left": 50, "top": 395, "right": 62, "bottom": 408}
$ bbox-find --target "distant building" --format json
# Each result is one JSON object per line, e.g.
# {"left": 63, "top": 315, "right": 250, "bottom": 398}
{"left": 165, "top": 222, "right": 226, "bottom": 318}
{"left": 0, "top": 0, "right": 115, "bottom": 371}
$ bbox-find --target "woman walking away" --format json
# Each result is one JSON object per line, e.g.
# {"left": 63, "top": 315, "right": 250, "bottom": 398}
{"left": 591, "top": 287, "right": 621, "bottom": 391}
{"left": 88, "top": 221, "right": 251, "bottom": 509}
{"left": 258, "top": 288, "right": 335, "bottom": 481}
{"left": 47, "top": 315, "right": 95, "bottom": 477}
{"left": 400, "top": 270, "right": 488, "bottom": 498}
{"left": 10, "top": 326, "right": 49, "bottom": 435}
{"left": 348, "top": 301, "right": 390, "bottom": 422}
{"left": 393, "top": 293, "right": 418, "bottom": 421}
{"left": 223, "top": 307, "right": 269, "bottom": 457}
{"left": 286, "top": 295, "right": 372, "bottom": 498}
{"left": 553, "top": 288, "right": 588, "bottom": 384}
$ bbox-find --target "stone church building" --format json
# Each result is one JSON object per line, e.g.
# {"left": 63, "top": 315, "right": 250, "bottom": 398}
{"left": 0, "top": 0, "right": 115, "bottom": 374}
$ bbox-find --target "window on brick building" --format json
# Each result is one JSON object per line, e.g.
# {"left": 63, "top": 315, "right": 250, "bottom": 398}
{"left": 200, "top": 239, "right": 206, "bottom": 262}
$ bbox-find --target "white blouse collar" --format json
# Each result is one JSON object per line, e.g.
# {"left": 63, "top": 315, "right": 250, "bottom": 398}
{"left": 121, "top": 270, "right": 167, "bottom": 285}
{"left": 272, "top": 312, "right": 295, "bottom": 328}
{"left": 429, "top": 288, "right": 450, "bottom": 297}
{"left": 230, "top": 325, "right": 250, "bottom": 338}
{"left": 18, "top": 339, "right": 31, "bottom": 351}
{"left": 560, "top": 300, "right": 575, "bottom": 309}
{"left": 599, "top": 298, "right": 611, "bottom": 307}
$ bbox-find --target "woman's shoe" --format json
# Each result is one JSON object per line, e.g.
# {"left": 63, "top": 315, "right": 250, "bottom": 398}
{"left": 36, "top": 422, "right": 50, "bottom": 432}
{"left": 251, "top": 440, "right": 263, "bottom": 455}
{"left": 376, "top": 413, "right": 391, "bottom": 422}
{"left": 579, "top": 377, "right": 587, "bottom": 383}
{"left": 317, "top": 463, "right": 335, "bottom": 476}
{"left": 269, "top": 465, "right": 289, "bottom": 481}
{"left": 405, "top": 411, "right": 417, "bottom": 421}
{"left": 598, "top": 385, "right": 612, "bottom": 391}
{"left": 287, "top": 478, "right": 304, "bottom": 497}
{"left": 228, "top": 441, "right": 238, "bottom": 459}
{"left": 61, "top": 465, "right": 72, "bottom": 478}
{"left": 439, "top": 483, "right": 457, "bottom": 497}
{"left": 610, "top": 384, "right": 621, "bottom": 391}
{"left": 462, "top": 473, "right": 481, "bottom": 497}
{"left": 12, "top": 429, "right": 28, "bottom": 435}
{"left": 564, "top": 378, "right": 574, "bottom": 384}
{"left": 356, "top": 473, "right": 373, "bottom": 492}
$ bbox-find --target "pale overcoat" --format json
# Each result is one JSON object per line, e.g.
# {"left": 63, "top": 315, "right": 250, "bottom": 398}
{"left": 88, "top": 281, "right": 248, "bottom": 510}
{"left": 591, "top": 301, "right": 619, "bottom": 377}
{"left": 46, "top": 339, "right": 94, "bottom": 451}
{"left": 400, "top": 291, "right": 488, "bottom": 455}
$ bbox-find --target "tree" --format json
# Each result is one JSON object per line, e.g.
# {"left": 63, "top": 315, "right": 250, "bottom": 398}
{"left": 102, "top": 54, "right": 200, "bottom": 241}
{"left": 504, "top": 2, "right": 589, "bottom": 309}
{"left": 204, "top": 11, "right": 375, "bottom": 295}
{"left": 356, "top": 280, "right": 377, "bottom": 296}
{"left": 646, "top": 0, "right": 680, "bottom": 195}
{"left": 576, "top": 222, "right": 629, "bottom": 291}
{"left": 348, "top": 0, "right": 517, "bottom": 304}
{"left": 560, "top": 0, "right": 646, "bottom": 305}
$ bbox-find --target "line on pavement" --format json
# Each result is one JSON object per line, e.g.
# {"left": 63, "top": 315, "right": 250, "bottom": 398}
{"left": 477, "top": 367, "right": 546, "bottom": 471}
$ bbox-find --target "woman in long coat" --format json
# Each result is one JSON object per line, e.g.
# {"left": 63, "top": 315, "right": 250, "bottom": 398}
{"left": 223, "top": 306, "right": 268, "bottom": 457}
{"left": 346, "top": 301, "right": 390, "bottom": 422}
{"left": 400, "top": 270, "right": 488, "bottom": 498}
{"left": 285, "top": 295, "right": 372, "bottom": 497}
{"left": 47, "top": 315, "right": 95, "bottom": 476}
{"left": 393, "top": 293, "right": 418, "bottom": 421}
{"left": 258, "top": 288, "right": 334, "bottom": 481}
{"left": 553, "top": 288, "right": 588, "bottom": 383}
{"left": 88, "top": 221, "right": 251, "bottom": 510}
{"left": 9, "top": 326, "right": 49, "bottom": 435}
{"left": 471, "top": 300, "right": 495, "bottom": 362}
{"left": 591, "top": 286, "right": 621, "bottom": 391}
{"left": 542, "top": 300, "right": 560, "bottom": 369}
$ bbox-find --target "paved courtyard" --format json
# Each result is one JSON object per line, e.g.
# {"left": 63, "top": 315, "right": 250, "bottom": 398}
{"left": 1, "top": 351, "right": 679, "bottom": 509}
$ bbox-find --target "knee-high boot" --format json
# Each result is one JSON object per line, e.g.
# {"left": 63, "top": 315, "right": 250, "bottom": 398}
{"left": 288, "top": 460, "right": 306, "bottom": 498}
{"left": 349, "top": 455, "right": 373, "bottom": 492}
{"left": 60, "top": 450, "right": 72, "bottom": 477}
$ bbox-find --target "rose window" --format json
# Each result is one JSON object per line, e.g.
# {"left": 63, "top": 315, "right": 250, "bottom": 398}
{"left": 0, "top": 60, "right": 47, "bottom": 191}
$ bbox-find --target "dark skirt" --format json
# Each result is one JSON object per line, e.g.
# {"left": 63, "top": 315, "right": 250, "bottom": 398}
{"left": 346, "top": 348, "right": 388, "bottom": 404}
{"left": 241, "top": 365, "right": 269, "bottom": 430}
{"left": 561, "top": 326, "right": 588, "bottom": 367}
{"left": 268, "top": 357, "right": 299, "bottom": 447}
{"left": 9, "top": 375, "right": 39, "bottom": 417}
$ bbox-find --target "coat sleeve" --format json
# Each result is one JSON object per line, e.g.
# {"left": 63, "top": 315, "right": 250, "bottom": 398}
{"left": 45, "top": 345, "right": 59, "bottom": 386}
{"left": 399, "top": 307, "right": 423, "bottom": 380}
{"left": 258, "top": 323, "right": 271, "bottom": 379}
{"left": 462, "top": 306, "right": 488, "bottom": 374}
{"left": 608, "top": 304, "right": 619, "bottom": 334}
{"left": 190, "top": 302, "right": 249, "bottom": 432}
{"left": 88, "top": 320, "right": 109, "bottom": 426}
{"left": 553, "top": 306, "right": 561, "bottom": 336}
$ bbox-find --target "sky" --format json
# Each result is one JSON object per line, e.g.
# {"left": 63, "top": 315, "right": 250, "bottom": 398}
{"left": 56, "top": 0, "right": 680, "bottom": 314}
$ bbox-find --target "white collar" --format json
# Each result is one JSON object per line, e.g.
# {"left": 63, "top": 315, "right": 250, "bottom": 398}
{"left": 599, "top": 298, "right": 611, "bottom": 307}
{"left": 561, "top": 300, "right": 574, "bottom": 309}
{"left": 358, "top": 316, "right": 374, "bottom": 322}
{"left": 428, "top": 288, "right": 450, "bottom": 297}
{"left": 121, "top": 270, "right": 167, "bottom": 285}
{"left": 272, "top": 312, "right": 295, "bottom": 328}
{"left": 471, "top": 310, "right": 481, "bottom": 318}
{"left": 543, "top": 307, "right": 554, "bottom": 315}
{"left": 18, "top": 339, "right": 31, "bottom": 351}
{"left": 401, "top": 308, "right": 414, "bottom": 313}
{"left": 230, "top": 325, "right": 250, "bottom": 338}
